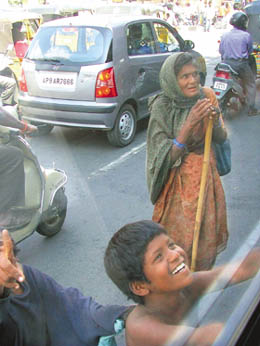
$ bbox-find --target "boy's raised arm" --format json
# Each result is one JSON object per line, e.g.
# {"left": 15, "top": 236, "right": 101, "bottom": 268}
{"left": 189, "top": 247, "right": 260, "bottom": 298}
{"left": 228, "top": 247, "right": 260, "bottom": 285}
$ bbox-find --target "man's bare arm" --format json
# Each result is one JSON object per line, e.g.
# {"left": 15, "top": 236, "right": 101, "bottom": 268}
{"left": 0, "top": 106, "right": 37, "bottom": 133}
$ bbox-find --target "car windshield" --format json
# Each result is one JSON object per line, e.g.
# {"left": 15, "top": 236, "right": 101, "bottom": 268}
{"left": 1, "top": 2, "right": 260, "bottom": 346}
{"left": 26, "top": 26, "right": 112, "bottom": 64}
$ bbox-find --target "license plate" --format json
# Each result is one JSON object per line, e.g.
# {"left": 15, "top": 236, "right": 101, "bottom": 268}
{"left": 214, "top": 81, "right": 227, "bottom": 91}
{"left": 37, "top": 72, "right": 77, "bottom": 91}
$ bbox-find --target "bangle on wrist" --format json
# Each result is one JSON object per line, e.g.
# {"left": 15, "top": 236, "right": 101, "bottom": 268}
{"left": 173, "top": 138, "right": 186, "bottom": 149}
{"left": 21, "top": 121, "right": 28, "bottom": 133}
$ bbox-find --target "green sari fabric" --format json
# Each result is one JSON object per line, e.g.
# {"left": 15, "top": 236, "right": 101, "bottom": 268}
{"left": 146, "top": 53, "right": 204, "bottom": 204}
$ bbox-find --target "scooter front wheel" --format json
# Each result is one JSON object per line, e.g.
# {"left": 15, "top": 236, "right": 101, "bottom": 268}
{"left": 37, "top": 188, "right": 67, "bottom": 237}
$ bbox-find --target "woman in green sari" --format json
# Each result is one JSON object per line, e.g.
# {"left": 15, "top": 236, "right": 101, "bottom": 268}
{"left": 146, "top": 52, "right": 228, "bottom": 271}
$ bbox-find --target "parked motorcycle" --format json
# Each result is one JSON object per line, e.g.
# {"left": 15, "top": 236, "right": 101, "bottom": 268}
{"left": 0, "top": 106, "right": 68, "bottom": 244}
{"left": 211, "top": 62, "right": 246, "bottom": 118}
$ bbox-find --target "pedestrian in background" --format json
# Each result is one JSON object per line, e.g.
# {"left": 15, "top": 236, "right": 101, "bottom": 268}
{"left": 165, "top": 10, "right": 178, "bottom": 27}
{"left": 204, "top": 1, "right": 216, "bottom": 32}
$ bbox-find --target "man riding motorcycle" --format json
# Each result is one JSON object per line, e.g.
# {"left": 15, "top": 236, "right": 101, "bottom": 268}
{"left": 0, "top": 106, "right": 37, "bottom": 230}
{"left": 219, "top": 11, "right": 259, "bottom": 116}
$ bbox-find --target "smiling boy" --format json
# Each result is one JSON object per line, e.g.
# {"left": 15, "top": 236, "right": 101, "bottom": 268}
{"left": 104, "top": 220, "right": 260, "bottom": 346}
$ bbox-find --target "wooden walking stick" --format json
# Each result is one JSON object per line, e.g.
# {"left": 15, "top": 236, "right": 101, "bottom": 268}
{"left": 191, "top": 117, "right": 214, "bottom": 272}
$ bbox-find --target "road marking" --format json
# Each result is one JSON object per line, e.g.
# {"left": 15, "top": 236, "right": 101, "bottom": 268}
{"left": 88, "top": 141, "right": 146, "bottom": 178}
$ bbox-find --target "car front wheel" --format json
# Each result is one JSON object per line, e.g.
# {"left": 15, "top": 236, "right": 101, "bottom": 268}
{"left": 107, "top": 104, "right": 137, "bottom": 147}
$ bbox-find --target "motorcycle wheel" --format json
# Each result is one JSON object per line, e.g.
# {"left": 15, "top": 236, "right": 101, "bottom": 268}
{"left": 37, "top": 188, "right": 67, "bottom": 237}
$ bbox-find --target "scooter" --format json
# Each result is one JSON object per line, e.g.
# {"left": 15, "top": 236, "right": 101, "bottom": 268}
{"left": 212, "top": 62, "right": 246, "bottom": 119}
{"left": 0, "top": 106, "right": 68, "bottom": 244}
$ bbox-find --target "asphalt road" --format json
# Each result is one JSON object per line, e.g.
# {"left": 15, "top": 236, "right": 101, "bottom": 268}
{"left": 17, "top": 27, "right": 260, "bottom": 312}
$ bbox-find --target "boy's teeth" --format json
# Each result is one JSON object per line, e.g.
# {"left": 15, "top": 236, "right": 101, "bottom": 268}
{"left": 172, "top": 262, "right": 185, "bottom": 275}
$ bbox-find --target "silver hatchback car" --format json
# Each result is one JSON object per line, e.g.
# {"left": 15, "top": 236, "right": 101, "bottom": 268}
{"left": 18, "top": 15, "right": 206, "bottom": 146}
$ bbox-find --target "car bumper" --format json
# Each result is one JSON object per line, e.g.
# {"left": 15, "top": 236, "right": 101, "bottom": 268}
{"left": 18, "top": 94, "right": 118, "bottom": 130}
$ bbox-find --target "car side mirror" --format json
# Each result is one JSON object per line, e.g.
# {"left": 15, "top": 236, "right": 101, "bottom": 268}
{"left": 184, "top": 40, "right": 195, "bottom": 50}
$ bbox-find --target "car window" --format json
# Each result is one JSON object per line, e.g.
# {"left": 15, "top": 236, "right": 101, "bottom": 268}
{"left": 26, "top": 26, "right": 111, "bottom": 64}
{"left": 127, "top": 23, "right": 155, "bottom": 56}
{"left": 5, "top": 5, "right": 260, "bottom": 346}
{"left": 153, "top": 22, "right": 180, "bottom": 53}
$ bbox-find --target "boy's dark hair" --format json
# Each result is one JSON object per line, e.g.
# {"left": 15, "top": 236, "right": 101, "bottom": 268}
{"left": 174, "top": 52, "right": 198, "bottom": 77}
{"left": 104, "top": 220, "right": 167, "bottom": 304}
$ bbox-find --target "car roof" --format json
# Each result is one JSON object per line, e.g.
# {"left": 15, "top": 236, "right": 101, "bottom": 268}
{"left": 40, "top": 14, "right": 164, "bottom": 29}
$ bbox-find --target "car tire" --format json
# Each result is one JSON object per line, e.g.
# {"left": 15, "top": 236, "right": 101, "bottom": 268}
{"left": 37, "top": 188, "right": 67, "bottom": 237}
{"left": 107, "top": 104, "right": 137, "bottom": 147}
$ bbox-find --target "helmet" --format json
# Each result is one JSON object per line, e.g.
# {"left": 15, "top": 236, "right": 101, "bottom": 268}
{"left": 230, "top": 11, "right": 249, "bottom": 30}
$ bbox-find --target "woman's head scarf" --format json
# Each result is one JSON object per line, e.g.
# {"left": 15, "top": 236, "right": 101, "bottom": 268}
{"left": 159, "top": 52, "right": 203, "bottom": 108}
